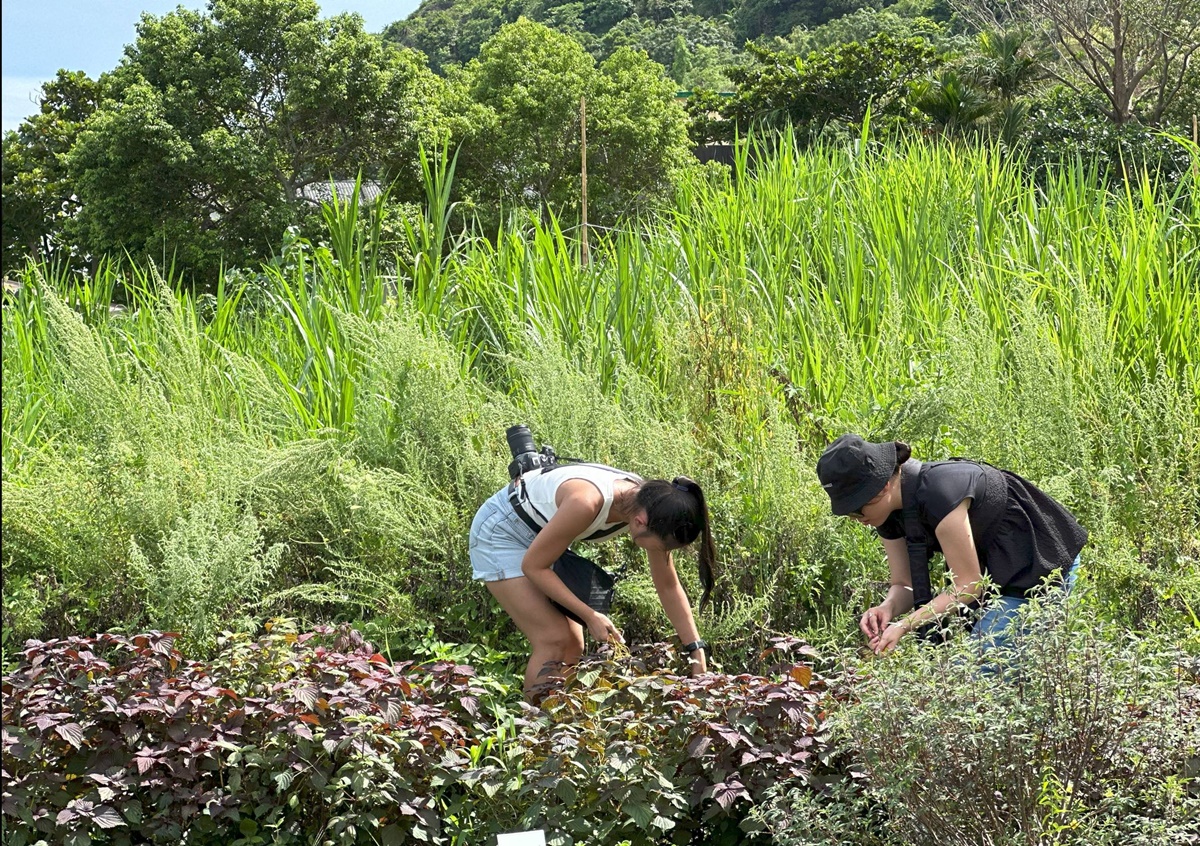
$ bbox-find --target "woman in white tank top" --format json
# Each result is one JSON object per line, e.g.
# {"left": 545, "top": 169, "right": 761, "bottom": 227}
{"left": 468, "top": 463, "right": 717, "bottom": 696}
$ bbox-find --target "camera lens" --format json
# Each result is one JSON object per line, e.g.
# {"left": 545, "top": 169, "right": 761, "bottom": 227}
{"left": 505, "top": 424, "right": 536, "bottom": 459}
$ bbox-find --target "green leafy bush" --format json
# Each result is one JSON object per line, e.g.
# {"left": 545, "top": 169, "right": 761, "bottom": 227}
{"left": 2, "top": 627, "right": 833, "bottom": 845}
{"left": 761, "top": 597, "right": 1200, "bottom": 846}
{"left": 1020, "top": 90, "right": 1195, "bottom": 191}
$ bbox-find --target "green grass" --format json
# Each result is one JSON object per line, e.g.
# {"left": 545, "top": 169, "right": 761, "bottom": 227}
{"left": 2, "top": 136, "right": 1197, "bottom": 659}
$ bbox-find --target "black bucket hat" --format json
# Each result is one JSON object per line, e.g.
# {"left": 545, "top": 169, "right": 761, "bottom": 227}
{"left": 816, "top": 434, "right": 897, "bottom": 516}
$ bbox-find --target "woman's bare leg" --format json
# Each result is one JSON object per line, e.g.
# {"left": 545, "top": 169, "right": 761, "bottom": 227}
{"left": 487, "top": 576, "right": 584, "bottom": 693}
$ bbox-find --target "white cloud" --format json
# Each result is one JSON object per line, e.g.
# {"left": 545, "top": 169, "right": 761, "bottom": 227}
{"left": 3, "top": 77, "right": 50, "bottom": 133}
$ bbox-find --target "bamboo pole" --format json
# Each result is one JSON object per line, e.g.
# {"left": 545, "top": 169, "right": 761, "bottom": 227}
{"left": 581, "top": 96, "right": 589, "bottom": 268}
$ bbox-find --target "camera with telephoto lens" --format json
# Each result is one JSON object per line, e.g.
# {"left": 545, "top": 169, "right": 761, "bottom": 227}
{"left": 506, "top": 424, "right": 557, "bottom": 480}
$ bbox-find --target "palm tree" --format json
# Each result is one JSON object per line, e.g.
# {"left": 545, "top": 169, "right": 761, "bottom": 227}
{"left": 913, "top": 70, "right": 997, "bottom": 136}
{"left": 974, "top": 29, "right": 1046, "bottom": 103}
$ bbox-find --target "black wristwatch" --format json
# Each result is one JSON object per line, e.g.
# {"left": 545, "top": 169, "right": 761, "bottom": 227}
{"left": 682, "top": 639, "right": 708, "bottom": 655}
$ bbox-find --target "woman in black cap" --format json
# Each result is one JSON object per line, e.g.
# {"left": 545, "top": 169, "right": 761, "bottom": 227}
{"left": 816, "top": 435, "right": 1086, "bottom": 654}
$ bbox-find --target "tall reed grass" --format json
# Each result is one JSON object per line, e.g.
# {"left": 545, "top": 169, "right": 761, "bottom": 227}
{"left": 2, "top": 136, "right": 1197, "bottom": 656}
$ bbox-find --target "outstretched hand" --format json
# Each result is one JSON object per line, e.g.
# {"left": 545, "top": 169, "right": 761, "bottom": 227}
{"left": 588, "top": 612, "right": 624, "bottom": 645}
{"left": 860, "top": 604, "right": 892, "bottom": 649}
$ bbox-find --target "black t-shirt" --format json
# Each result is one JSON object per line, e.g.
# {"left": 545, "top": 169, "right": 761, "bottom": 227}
{"left": 877, "top": 461, "right": 988, "bottom": 551}
{"left": 876, "top": 459, "right": 1088, "bottom": 592}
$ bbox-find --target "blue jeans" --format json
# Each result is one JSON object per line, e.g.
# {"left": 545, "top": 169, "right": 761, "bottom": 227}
{"left": 971, "top": 556, "right": 1080, "bottom": 652}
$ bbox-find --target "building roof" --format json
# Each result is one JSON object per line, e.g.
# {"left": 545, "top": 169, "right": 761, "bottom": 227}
{"left": 299, "top": 179, "right": 385, "bottom": 206}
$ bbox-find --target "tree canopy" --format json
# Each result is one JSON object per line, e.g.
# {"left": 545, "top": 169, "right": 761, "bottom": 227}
{"left": 25, "top": 0, "right": 445, "bottom": 278}
{"left": 693, "top": 32, "right": 941, "bottom": 141}
{"left": 449, "top": 18, "right": 693, "bottom": 224}
{"left": 2, "top": 72, "right": 99, "bottom": 273}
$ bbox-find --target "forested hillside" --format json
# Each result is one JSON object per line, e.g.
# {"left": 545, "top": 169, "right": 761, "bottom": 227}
{"left": 383, "top": 0, "right": 951, "bottom": 83}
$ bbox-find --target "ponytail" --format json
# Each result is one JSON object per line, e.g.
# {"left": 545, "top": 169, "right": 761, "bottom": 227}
{"left": 894, "top": 440, "right": 912, "bottom": 469}
{"left": 636, "top": 476, "right": 717, "bottom": 610}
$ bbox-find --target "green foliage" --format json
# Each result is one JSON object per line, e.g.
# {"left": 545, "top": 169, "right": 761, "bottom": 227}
{"left": 1019, "top": 89, "right": 1197, "bottom": 192}
{"left": 1, "top": 71, "right": 99, "bottom": 275}
{"left": 733, "top": 0, "right": 874, "bottom": 42}
{"left": 456, "top": 19, "right": 598, "bottom": 213}
{"left": 43, "top": 0, "right": 447, "bottom": 281}
{"left": 969, "top": 28, "right": 1046, "bottom": 103}
{"left": 911, "top": 68, "right": 995, "bottom": 135}
{"left": 698, "top": 33, "right": 941, "bottom": 141}
{"left": 814, "top": 598, "right": 1200, "bottom": 845}
{"left": 128, "top": 495, "right": 285, "bottom": 653}
{"left": 384, "top": 0, "right": 519, "bottom": 73}
{"left": 2, "top": 138, "right": 1198, "bottom": 674}
{"left": 451, "top": 18, "right": 694, "bottom": 225}
{"left": 385, "top": 0, "right": 744, "bottom": 78}
{"left": 1, "top": 628, "right": 831, "bottom": 845}
{"left": 589, "top": 48, "right": 695, "bottom": 219}
{"left": 779, "top": 2, "right": 959, "bottom": 55}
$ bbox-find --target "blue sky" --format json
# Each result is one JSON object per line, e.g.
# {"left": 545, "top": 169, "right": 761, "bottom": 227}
{"left": 2, "top": 0, "right": 422, "bottom": 132}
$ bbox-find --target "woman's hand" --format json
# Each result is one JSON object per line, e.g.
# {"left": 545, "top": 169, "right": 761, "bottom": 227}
{"left": 587, "top": 612, "right": 624, "bottom": 645}
{"left": 873, "top": 620, "right": 909, "bottom": 654}
{"left": 860, "top": 604, "right": 893, "bottom": 649}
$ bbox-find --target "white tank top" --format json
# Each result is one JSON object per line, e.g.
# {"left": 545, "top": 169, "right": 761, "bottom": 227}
{"left": 516, "top": 464, "right": 642, "bottom": 543}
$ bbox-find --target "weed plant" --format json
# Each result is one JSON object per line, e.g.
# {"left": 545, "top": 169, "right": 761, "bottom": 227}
{"left": 757, "top": 591, "right": 1200, "bottom": 846}
{"left": 1, "top": 136, "right": 1197, "bottom": 662}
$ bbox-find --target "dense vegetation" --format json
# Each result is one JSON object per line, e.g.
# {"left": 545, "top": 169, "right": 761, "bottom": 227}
{"left": 5, "top": 0, "right": 1198, "bottom": 280}
{"left": 5, "top": 138, "right": 1197, "bottom": 656}
{"left": 3, "top": 0, "right": 1199, "bottom": 842}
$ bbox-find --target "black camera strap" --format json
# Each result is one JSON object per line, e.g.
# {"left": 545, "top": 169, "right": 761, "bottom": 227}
{"left": 900, "top": 459, "right": 934, "bottom": 609}
{"left": 508, "top": 468, "right": 634, "bottom": 546}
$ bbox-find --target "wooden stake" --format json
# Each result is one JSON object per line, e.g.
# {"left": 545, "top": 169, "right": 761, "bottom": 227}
{"left": 581, "top": 96, "right": 589, "bottom": 268}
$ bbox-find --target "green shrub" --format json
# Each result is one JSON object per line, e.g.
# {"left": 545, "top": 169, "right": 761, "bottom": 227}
{"left": 1020, "top": 90, "right": 1196, "bottom": 192}
{"left": 1, "top": 627, "right": 832, "bottom": 846}
{"left": 128, "top": 495, "right": 284, "bottom": 653}
{"left": 813, "top": 595, "right": 1200, "bottom": 845}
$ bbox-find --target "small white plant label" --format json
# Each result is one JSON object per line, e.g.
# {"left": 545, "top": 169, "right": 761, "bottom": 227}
{"left": 497, "top": 831, "right": 547, "bottom": 846}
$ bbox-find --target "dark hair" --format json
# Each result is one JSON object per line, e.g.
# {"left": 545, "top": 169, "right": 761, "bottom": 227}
{"left": 635, "top": 476, "right": 717, "bottom": 609}
{"left": 894, "top": 441, "right": 912, "bottom": 470}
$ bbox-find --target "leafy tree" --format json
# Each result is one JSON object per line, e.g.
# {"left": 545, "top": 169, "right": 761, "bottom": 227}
{"left": 952, "top": 0, "right": 1200, "bottom": 124}
{"left": 1161, "top": 63, "right": 1200, "bottom": 129}
{"left": 969, "top": 28, "right": 1047, "bottom": 103}
{"left": 2, "top": 72, "right": 98, "bottom": 274}
{"left": 66, "top": 0, "right": 445, "bottom": 279}
{"left": 670, "top": 34, "right": 694, "bottom": 83}
{"left": 780, "top": 4, "right": 960, "bottom": 55}
{"left": 638, "top": 0, "right": 696, "bottom": 22}
{"left": 454, "top": 19, "right": 596, "bottom": 212}
{"left": 589, "top": 47, "right": 695, "bottom": 219}
{"left": 698, "top": 32, "right": 941, "bottom": 141}
{"left": 583, "top": 0, "right": 638, "bottom": 34}
{"left": 384, "top": 0, "right": 519, "bottom": 74}
{"left": 452, "top": 18, "right": 692, "bottom": 223}
{"left": 643, "top": 15, "right": 738, "bottom": 67}
{"left": 1021, "top": 87, "right": 1195, "bottom": 187}
{"left": 734, "top": 0, "right": 877, "bottom": 42}
{"left": 912, "top": 68, "right": 995, "bottom": 134}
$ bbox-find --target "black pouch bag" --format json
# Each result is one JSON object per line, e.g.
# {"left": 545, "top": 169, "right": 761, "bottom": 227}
{"left": 550, "top": 549, "right": 616, "bottom": 626}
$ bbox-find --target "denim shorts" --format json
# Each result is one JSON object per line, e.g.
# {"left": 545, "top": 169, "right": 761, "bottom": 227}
{"left": 468, "top": 487, "right": 538, "bottom": 582}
